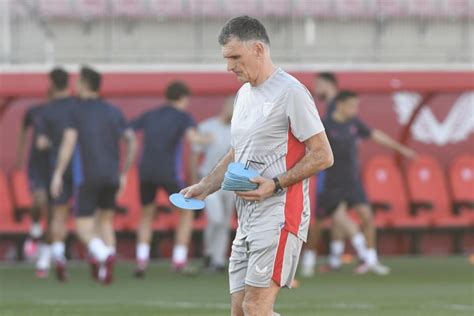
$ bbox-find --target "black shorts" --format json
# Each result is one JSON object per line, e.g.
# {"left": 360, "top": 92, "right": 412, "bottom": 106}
{"left": 140, "top": 180, "right": 183, "bottom": 206}
{"left": 28, "top": 160, "right": 50, "bottom": 191}
{"left": 73, "top": 183, "right": 118, "bottom": 217}
{"left": 315, "top": 182, "right": 368, "bottom": 220}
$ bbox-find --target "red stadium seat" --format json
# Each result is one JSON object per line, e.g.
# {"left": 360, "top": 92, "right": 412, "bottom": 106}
{"left": 0, "top": 170, "right": 29, "bottom": 233}
{"left": 406, "top": 155, "right": 466, "bottom": 227}
{"left": 363, "top": 155, "right": 421, "bottom": 228}
{"left": 11, "top": 169, "right": 33, "bottom": 213}
{"left": 449, "top": 155, "right": 474, "bottom": 224}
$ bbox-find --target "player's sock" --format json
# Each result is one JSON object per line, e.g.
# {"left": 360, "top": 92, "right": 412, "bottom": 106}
{"left": 51, "top": 241, "right": 66, "bottom": 263}
{"left": 328, "top": 240, "right": 344, "bottom": 268}
{"left": 36, "top": 243, "right": 51, "bottom": 270}
{"left": 351, "top": 233, "right": 368, "bottom": 262}
{"left": 136, "top": 243, "right": 150, "bottom": 263}
{"left": 172, "top": 245, "right": 188, "bottom": 266}
{"left": 366, "top": 248, "right": 378, "bottom": 266}
{"left": 29, "top": 222, "right": 43, "bottom": 239}
{"left": 88, "top": 238, "right": 109, "bottom": 263}
{"left": 300, "top": 249, "right": 317, "bottom": 277}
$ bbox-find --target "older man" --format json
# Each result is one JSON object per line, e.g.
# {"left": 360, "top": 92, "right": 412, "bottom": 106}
{"left": 181, "top": 16, "right": 333, "bottom": 316}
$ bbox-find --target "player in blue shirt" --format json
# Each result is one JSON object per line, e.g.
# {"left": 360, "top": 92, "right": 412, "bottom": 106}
{"left": 131, "top": 81, "right": 212, "bottom": 277}
{"left": 301, "top": 78, "right": 416, "bottom": 276}
{"left": 51, "top": 67, "right": 136, "bottom": 284}
{"left": 15, "top": 102, "right": 50, "bottom": 264}
{"left": 35, "top": 67, "right": 78, "bottom": 281}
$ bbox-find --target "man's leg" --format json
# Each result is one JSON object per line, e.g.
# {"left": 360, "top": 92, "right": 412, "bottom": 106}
{"left": 172, "top": 209, "right": 193, "bottom": 269}
{"left": 96, "top": 209, "right": 116, "bottom": 254}
{"left": 135, "top": 203, "right": 155, "bottom": 274}
{"left": 242, "top": 282, "right": 281, "bottom": 316}
{"left": 300, "top": 220, "right": 322, "bottom": 277}
{"left": 203, "top": 193, "right": 220, "bottom": 268}
{"left": 231, "top": 290, "right": 245, "bottom": 316}
{"left": 50, "top": 204, "right": 69, "bottom": 267}
{"left": 354, "top": 203, "right": 390, "bottom": 274}
{"left": 326, "top": 202, "right": 348, "bottom": 270}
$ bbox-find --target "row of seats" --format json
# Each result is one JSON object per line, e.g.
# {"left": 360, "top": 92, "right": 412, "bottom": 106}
{"left": 363, "top": 154, "right": 473, "bottom": 228}
{"left": 0, "top": 154, "right": 473, "bottom": 235}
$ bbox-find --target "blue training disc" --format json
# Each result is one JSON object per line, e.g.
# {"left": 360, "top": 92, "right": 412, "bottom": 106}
{"left": 227, "top": 162, "right": 259, "bottom": 179}
{"left": 169, "top": 193, "right": 205, "bottom": 210}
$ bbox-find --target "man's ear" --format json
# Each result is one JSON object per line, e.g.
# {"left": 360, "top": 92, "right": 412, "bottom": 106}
{"left": 254, "top": 41, "right": 265, "bottom": 58}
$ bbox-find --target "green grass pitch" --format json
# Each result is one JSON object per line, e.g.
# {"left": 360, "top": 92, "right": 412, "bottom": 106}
{"left": 0, "top": 257, "right": 472, "bottom": 316}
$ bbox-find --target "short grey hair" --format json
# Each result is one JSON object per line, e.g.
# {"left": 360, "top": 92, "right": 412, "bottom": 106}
{"left": 218, "top": 16, "right": 270, "bottom": 46}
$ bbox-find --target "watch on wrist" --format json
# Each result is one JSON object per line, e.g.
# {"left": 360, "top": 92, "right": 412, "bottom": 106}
{"left": 272, "top": 177, "right": 283, "bottom": 194}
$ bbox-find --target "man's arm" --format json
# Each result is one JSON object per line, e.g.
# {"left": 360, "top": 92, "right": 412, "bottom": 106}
{"left": 50, "top": 128, "right": 77, "bottom": 198}
{"left": 120, "top": 128, "right": 137, "bottom": 175}
{"left": 236, "top": 131, "right": 333, "bottom": 202}
{"left": 181, "top": 148, "right": 234, "bottom": 200}
{"left": 15, "top": 124, "right": 28, "bottom": 169}
{"left": 186, "top": 128, "right": 213, "bottom": 146}
{"left": 371, "top": 129, "right": 416, "bottom": 159}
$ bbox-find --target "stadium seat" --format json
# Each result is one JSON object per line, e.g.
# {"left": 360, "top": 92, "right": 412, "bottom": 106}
{"left": 0, "top": 170, "right": 29, "bottom": 233}
{"left": 363, "top": 155, "right": 418, "bottom": 228}
{"left": 449, "top": 155, "right": 474, "bottom": 225}
{"left": 406, "top": 155, "right": 466, "bottom": 227}
{"left": 11, "top": 169, "right": 33, "bottom": 214}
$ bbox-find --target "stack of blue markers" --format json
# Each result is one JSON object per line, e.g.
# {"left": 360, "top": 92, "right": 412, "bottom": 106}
{"left": 221, "top": 162, "right": 259, "bottom": 191}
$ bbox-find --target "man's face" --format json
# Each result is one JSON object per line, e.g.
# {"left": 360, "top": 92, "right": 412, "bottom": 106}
{"left": 222, "top": 38, "right": 261, "bottom": 84}
{"left": 339, "top": 97, "right": 360, "bottom": 119}
{"left": 314, "top": 77, "right": 335, "bottom": 102}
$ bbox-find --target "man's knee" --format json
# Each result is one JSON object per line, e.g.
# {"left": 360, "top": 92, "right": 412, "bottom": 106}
{"left": 357, "top": 205, "right": 374, "bottom": 224}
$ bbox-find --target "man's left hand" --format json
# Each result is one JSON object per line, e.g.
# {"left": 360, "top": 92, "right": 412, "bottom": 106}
{"left": 235, "top": 176, "right": 276, "bottom": 202}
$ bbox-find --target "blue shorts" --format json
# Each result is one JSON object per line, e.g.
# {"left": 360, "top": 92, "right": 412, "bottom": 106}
{"left": 73, "top": 182, "right": 119, "bottom": 217}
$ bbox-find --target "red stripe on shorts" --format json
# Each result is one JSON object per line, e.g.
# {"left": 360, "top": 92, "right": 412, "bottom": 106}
{"left": 272, "top": 229, "right": 289, "bottom": 286}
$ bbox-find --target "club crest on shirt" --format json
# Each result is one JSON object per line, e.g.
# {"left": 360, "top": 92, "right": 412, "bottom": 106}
{"left": 262, "top": 102, "right": 274, "bottom": 117}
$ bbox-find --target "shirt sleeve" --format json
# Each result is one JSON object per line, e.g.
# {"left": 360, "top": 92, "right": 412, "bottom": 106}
{"left": 354, "top": 118, "right": 372, "bottom": 139}
{"left": 65, "top": 106, "right": 79, "bottom": 130}
{"left": 184, "top": 114, "right": 197, "bottom": 130}
{"left": 115, "top": 109, "right": 127, "bottom": 136}
{"left": 285, "top": 85, "right": 325, "bottom": 142}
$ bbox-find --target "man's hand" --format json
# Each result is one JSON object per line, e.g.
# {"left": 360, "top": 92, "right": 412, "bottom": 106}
{"left": 235, "top": 176, "right": 276, "bottom": 202}
{"left": 401, "top": 147, "right": 417, "bottom": 159}
{"left": 116, "top": 173, "right": 127, "bottom": 199}
{"left": 50, "top": 172, "right": 63, "bottom": 199}
{"left": 180, "top": 182, "right": 210, "bottom": 201}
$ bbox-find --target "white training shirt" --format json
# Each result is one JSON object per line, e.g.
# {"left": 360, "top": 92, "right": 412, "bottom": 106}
{"left": 231, "top": 67, "right": 325, "bottom": 242}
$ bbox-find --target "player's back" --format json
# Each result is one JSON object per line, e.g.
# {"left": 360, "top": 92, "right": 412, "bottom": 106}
{"left": 72, "top": 99, "right": 125, "bottom": 185}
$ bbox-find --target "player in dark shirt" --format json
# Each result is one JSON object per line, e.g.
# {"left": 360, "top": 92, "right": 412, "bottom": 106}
{"left": 51, "top": 67, "right": 136, "bottom": 284}
{"left": 35, "top": 67, "right": 77, "bottom": 281}
{"left": 15, "top": 102, "right": 50, "bottom": 264}
{"left": 301, "top": 77, "right": 416, "bottom": 277}
{"left": 131, "top": 81, "right": 212, "bottom": 277}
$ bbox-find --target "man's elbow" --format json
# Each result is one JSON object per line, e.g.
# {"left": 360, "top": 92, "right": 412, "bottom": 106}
{"left": 322, "top": 150, "right": 334, "bottom": 170}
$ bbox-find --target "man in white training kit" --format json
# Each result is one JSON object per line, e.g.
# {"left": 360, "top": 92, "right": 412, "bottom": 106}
{"left": 191, "top": 98, "right": 235, "bottom": 272}
{"left": 181, "top": 16, "right": 333, "bottom": 316}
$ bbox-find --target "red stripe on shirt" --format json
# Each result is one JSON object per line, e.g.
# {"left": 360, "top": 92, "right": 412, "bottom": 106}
{"left": 272, "top": 229, "right": 289, "bottom": 286}
{"left": 284, "top": 129, "right": 306, "bottom": 235}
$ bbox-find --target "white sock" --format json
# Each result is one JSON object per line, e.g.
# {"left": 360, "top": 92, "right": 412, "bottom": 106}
{"left": 351, "top": 233, "right": 368, "bottom": 261}
{"left": 366, "top": 248, "right": 378, "bottom": 266}
{"left": 172, "top": 245, "right": 188, "bottom": 264}
{"left": 88, "top": 238, "right": 109, "bottom": 263}
{"left": 51, "top": 241, "right": 66, "bottom": 263}
{"left": 136, "top": 243, "right": 150, "bottom": 262}
{"left": 29, "top": 223, "right": 43, "bottom": 239}
{"left": 328, "top": 240, "right": 344, "bottom": 268}
{"left": 302, "top": 249, "right": 317, "bottom": 268}
{"left": 107, "top": 246, "right": 116, "bottom": 256}
{"left": 36, "top": 243, "right": 51, "bottom": 270}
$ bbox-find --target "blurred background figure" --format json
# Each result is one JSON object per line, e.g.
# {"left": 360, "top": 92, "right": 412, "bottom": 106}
{"left": 50, "top": 66, "right": 136, "bottom": 284}
{"left": 191, "top": 97, "right": 234, "bottom": 273}
{"left": 34, "top": 67, "right": 75, "bottom": 279}
{"left": 130, "top": 81, "right": 211, "bottom": 277}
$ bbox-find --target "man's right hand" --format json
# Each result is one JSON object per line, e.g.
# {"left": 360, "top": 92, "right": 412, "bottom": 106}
{"left": 180, "top": 182, "right": 209, "bottom": 201}
{"left": 50, "top": 172, "right": 63, "bottom": 199}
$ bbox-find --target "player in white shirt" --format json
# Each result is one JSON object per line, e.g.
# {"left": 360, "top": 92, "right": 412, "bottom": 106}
{"left": 180, "top": 16, "right": 333, "bottom": 316}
